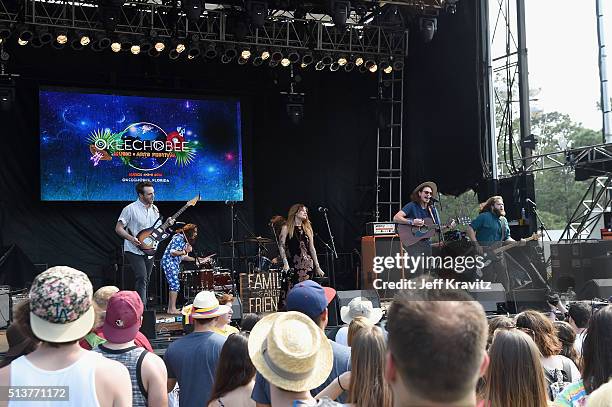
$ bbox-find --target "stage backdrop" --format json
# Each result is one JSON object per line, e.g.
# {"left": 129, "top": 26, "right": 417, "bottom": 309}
{"left": 0, "top": 1, "right": 486, "bottom": 290}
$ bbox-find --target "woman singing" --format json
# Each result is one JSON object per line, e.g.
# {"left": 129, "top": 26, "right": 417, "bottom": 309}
{"left": 279, "top": 204, "right": 324, "bottom": 291}
{"left": 161, "top": 223, "right": 198, "bottom": 314}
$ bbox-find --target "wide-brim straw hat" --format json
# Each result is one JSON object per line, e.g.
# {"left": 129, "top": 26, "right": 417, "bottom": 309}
{"left": 248, "top": 311, "right": 333, "bottom": 392}
{"left": 410, "top": 181, "right": 438, "bottom": 202}
{"left": 182, "top": 291, "right": 231, "bottom": 319}
{"left": 340, "top": 297, "right": 383, "bottom": 325}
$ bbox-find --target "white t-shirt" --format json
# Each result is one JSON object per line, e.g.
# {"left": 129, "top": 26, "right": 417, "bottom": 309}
{"left": 542, "top": 354, "right": 581, "bottom": 382}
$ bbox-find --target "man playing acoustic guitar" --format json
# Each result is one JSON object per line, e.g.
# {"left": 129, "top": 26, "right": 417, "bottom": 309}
{"left": 393, "top": 181, "right": 455, "bottom": 275}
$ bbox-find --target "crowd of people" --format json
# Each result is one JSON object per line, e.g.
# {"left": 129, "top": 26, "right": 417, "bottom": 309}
{"left": 2, "top": 266, "right": 612, "bottom": 407}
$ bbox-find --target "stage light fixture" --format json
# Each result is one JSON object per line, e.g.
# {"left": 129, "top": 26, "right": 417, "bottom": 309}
{"left": 0, "top": 50, "right": 9, "bottom": 62}
{"left": 392, "top": 59, "right": 404, "bottom": 71}
{"left": 187, "top": 46, "right": 201, "bottom": 59}
{"left": 17, "top": 38, "right": 28, "bottom": 46}
{"left": 241, "top": 49, "right": 251, "bottom": 60}
{"left": 300, "top": 62, "right": 308, "bottom": 69}
{"left": 238, "top": 57, "right": 248, "bottom": 65}
{"left": 154, "top": 41, "right": 165, "bottom": 52}
{"left": 246, "top": 0, "right": 268, "bottom": 28}
{"left": 31, "top": 37, "right": 44, "bottom": 48}
{"left": 344, "top": 61, "right": 355, "bottom": 72}
{"left": 80, "top": 35, "right": 91, "bottom": 46}
{"left": 221, "top": 54, "right": 232, "bottom": 64}
{"left": 271, "top": 49, "right": 283, "bottom": 63}
{"left": 139, "top": 39, "right": 152, "bottom": 53}
{"left": 368, "top": 63, "right": 378, "bottom": 73}
{"left": 223, "top": 46, "right": 237, "bottom": 60}
{"left": 280, "top": 57, "right": 291, "bottom": 67}
{"left": 364, "top": 59, "right": 376, "bottom": 69}
{"left": 204, "top": 43, "right": 217, "bottom": 59}
{"left": 17, "top": 25, "right": 33, "bottom": 44}
{"left": 187, "top": 54, "right": 195, "bottom": 60}
{"left": 148, "top": 48, "right": 160, "bottom": 57}
{"left": 337, "top": 55, "right": 347, "bottom": 66}
{"left": 169, "top": 49, "right": 180, "bottom": 59}
{"left": 91, "top": 42, "right": 102, "bottom": 52}
{"left": 253, "top": 56, "right": 263, "bottom": 66}
{"left": 131, "top": 45, "right": 140, "bottom": 55}
{"left": 354, "top": 56, "right": 364, "bottom": 66}
{"left": 315, "top": 61, "right": 325, "bottom": 71}
{"left": 288, "top": 50, "right": 300, "bottom": 64}
{"left": 111, "top": 41, "right": 121, "bottom": 52}
{"left": 419, "top": 17, "right": 437, "bottom": 43}
{"left": 56, "top": 30, "right": 68, "bottom": 45}
{"left": 70, "top": 39, "right": 84, "bottom": 50}
{"left": 330, "top": 62, "right": 340, "bottom": 72}
{"left": 52, "top": 41, "right": 65, "bottom": 50}
{"left": 382, "top": 64, "right": 392, "bottom": 74}
{"left": 95, "top": 33, "right": 111, "bottom": 50}
{"left": 301, "top": 53, "right": 314, "bottom": 66}
{"left": 321, "top": 54, "right": 333, "bottom": 66}
{"left": 328, "top": 0, "right": 351, "bottom": 28}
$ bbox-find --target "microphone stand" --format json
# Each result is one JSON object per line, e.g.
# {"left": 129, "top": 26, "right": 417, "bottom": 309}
{"left": 527, "top": 201, "right": 551, "bottom": 246}
{"left": 229, "top": 202, "right": 237, "bottom": 296}
{"left": 320, "top": 210, "right": 338, "bottom": 289}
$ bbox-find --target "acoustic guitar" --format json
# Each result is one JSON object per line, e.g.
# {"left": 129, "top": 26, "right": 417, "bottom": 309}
{"left": 136, "top": 194, "right": 200, "bottom": 255}
{"left": 397, "top": 216, "right": 470, "bottom": 247}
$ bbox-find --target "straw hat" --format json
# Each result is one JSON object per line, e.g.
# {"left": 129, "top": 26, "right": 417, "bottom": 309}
{"left": 410, "top": 181, "right": 438, "bottom": 202}
{"left": 248, "top": 311, "right": 333, "bottom": 392}
{"left": 181, "top": 291, "right": 231, "bottom": 319}
{"left": 340, "top": 297, "right": 383, "bottom": 325}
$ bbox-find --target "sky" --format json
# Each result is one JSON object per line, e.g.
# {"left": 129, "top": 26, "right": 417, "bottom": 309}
{"left": 490, "top": 0, "right": 611, "bottom": 131}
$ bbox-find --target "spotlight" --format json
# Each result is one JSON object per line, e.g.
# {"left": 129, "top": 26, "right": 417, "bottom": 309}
{"left": 17, "top": 38, "right": 28, "bottom": 46}
{"left": 31, "top": 37, "right": 43, "bottom": 48}
{"left": 111, "top": 41, "right": 121, "bottom": 52}
{"left": 354, "top": 56, "right": 364, "bottom": 66}
{"left": 173, "top": 39, "right": 186, "bottom": 53}
{"left": 77, "top": 31, "right": 90, "bottom": 46}
{"left": 246, "top": 0, "right": 268, "bottom": 28}
{"left": 221, "top": 54, "right": 232, "bottom": 64}
{"left": 169, "top": 49, "right": 180, "bottom": 59}
{"left": 238, "top": 57, "right": 248, "bottom": 65}
{"left": 140, "top": 39, "right": 152, "bottom": 53}
{"left": 154, "top": 41, "right": 165, "bottom": 52}
{"left": 337, "top": 55, "right": 348, "bottom": 66}
{"left": 56, "top": 30, "right": 68, "bottom": 45}
{"left": 280, "top": 57, "right": 290, "bottom": 67}
{"left": 187, "top": 54, "right": 196, "bottom": 60}
{"left": 287, "top": 50, "right": 300, "bottom": 64}
{"left": 121, "top": 38, "right": 132, "bottom": 51}
{"left": 315, "top": 61, "right": 325, "bottom": 71}
{"left": 17, "top": 25, "right": 33, "bottom": 43}
{"left": 39, "top": 31, "right": 53, "bottom": 45}
{"left": 240, "top": 49, "right": 251, "bottom": 60}
{"left": 383, "top": 65, "right": 392, "bottom": 74}
{"left": 131, "top": 45, "right": 141, "bottom": 55}
{"left": 300, "top": 62, "right": 308, "bottom": 69}
{"left": 419, "top": 17, "right": 437, "bottom": 43}
{"left": 258, "top": 48, "right": 270, "bottom": 60}
{"left": 91, "top": 41, "right": 102, "bottom": 52}
{"left": 70, "top": 38, "right": 84, "bottom": 50}
{"left": 187, "top": 46, "right": 200, "bottom": 59}
{"left": 368, "top": 63, "right": 378, "bottom": 73}
{"left": 328, "top": 0, "right": 350, "bottom": 28}
{"left": 271, "top": 49, "right": 283, "bottom": 62}
{"left": 223, "top": 46, "right": 237, "bottom": 60}
{"left": 344, "top": 61, "right": 355, "bottom": 72}
{"left": 330, "top": 62, "right": 340, "bottom": 72}
{"left": 321, "top": 54, "right": 333, "bottom": 66}
{"left": 301, "top": 53, "right": 314, "bottom": 66}
{"left": 253, "top": 56, "right": 263, "bottom": 66}
{"left": 364, "top": 59, "right": 376, "bottom": 70}
{"left": 204, "top": 43, "right": 217, "bottom": 59}
{"left": 148, "top": 48, "right": 160, "bottom": 57}
{"left": 392, "top": 59, "right": 404, "bottom": 71}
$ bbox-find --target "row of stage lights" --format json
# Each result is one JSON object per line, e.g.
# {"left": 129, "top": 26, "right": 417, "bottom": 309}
{"left": 0, "top": 25, "right": 404, "bottom": 74}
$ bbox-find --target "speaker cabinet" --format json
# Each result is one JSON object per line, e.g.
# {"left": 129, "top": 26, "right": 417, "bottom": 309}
{"left": 361, "top": 235, "right": 404, "bottom": 300}
{"left": 327, "top": 289, "right": 380, "bottom": 327}
{"left": 466, "top": 283, "right": 506, "bottom": 314}
{"left": 505, "top": 288, "right": 548, "bottom": 313}
{"left": 578, "top": 279, "right": 612, "bottom": 300}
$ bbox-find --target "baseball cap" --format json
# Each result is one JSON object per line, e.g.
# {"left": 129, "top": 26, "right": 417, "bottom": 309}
{"left": 103, "top": 291, "right": 144, "bottom": 343}
{"left": 286, "top": 280, "right": 336, "bottom": 320}
{"left": 29, "top": 266, "right": 95, "bottom": 343}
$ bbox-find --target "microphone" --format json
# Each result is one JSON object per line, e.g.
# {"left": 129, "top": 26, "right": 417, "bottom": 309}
{"left": 526, "top": 198, "right": 537, "bottom": 207}
{"left": 318, "top": 206, "right": 328, "bottom": 213}
{"left": 429, "top": 197, "right": 440, "bottom": 203}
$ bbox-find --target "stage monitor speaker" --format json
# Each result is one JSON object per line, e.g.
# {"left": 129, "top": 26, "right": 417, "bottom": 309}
{"left": 551, "top": 242, "right": 612, "bottom": 292}
{"left": 231, "top": 296, "right": 243, "bottom": 321}
{"left": 466, "top": 283, "right": 506, "bottom": 314}
{"left": 361, "top": 235, "right": 404, "bottom": 300}
{"left": 506, "top": 288, "right": 548, "bottom": 313}
{"left": 140, "top": 310, "right": 156, "bottom": 340}
{"left": 578, "top": 279, "right": 612, "bottom": 300}
{"left": 0, "top": 286, "right": 9, "bottom": 329}
{"left": 327, "top": 289, "right": 380, "bottom": 327}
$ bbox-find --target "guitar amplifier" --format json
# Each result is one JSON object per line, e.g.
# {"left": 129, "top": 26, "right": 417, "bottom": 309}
{"left": 365, "top": 222, "right": 397, "bottom": 236}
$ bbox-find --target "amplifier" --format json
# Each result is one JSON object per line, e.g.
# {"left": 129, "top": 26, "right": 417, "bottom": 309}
{"left": 365, "top": 222, "right": 397, "bottom": 236}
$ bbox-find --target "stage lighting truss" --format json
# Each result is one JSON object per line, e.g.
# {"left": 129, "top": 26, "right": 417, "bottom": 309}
{"left": 0, "top": 0, "right": 410, "bottom": 62}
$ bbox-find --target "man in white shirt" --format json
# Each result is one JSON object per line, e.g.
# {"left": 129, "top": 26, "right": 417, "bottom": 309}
{"left": 568, "top": 301, "right": 592, "bottom": 354}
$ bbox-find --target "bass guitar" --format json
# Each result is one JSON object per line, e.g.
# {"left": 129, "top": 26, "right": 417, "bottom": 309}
{"left": 397, "top": 216, "right": 470, "bottom": 247}
{"left": 136, "top": 194, "right": 200, "bottom": 255}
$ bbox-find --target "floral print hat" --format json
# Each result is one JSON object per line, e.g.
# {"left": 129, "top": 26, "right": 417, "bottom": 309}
{"left": 29, "top": 266, "right": 95, "bottom": 343}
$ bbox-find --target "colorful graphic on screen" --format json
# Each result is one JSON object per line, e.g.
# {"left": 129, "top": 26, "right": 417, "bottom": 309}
{"left": 39, "top": 88, "right": 243, "bottom": 201}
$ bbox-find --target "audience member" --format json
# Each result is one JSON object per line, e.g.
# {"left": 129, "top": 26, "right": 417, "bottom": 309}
{"left": 0, "top": 322, "right": 39, "bottom": 368}
{"left": 346, "top": 316, "right": 373, "bottom": 347}
{"left": 213, "top": 293, "right": 239, "bottom": 336}
{"left": 479, "top": 328, "right": 549, "bottom": 407}
{"left": 240, "top": 313, "right": 262, "bottom": 333}
{"left": 164, "top": 290, "right": 230, "bottom": 407}
{"left": 317, "top": 324, "right": 391, "bottom": 407}
{"left": 249, "top": 311, "right": 342, "bottom": 407}
{"left": 0, "top": 266, "right": 132, "bottom": 406}
{"left": 95, "top": 291, "right": 168, "bottom": 407}
{"left": 385, "top": 286, "right": 489, "bottom": 407}
{"left": 207, "top": 332, "right": 256, "bottom": 407}
{"left": 334, "top": 297, "right": 383, "bottom": 347}
{"left": 486, "top": 315, "right": 514, "bottom": 349}
{"left": 554, "top": 306, "right": 612, "bottom": 407}
{"left": 585, "top": 379, "right": 612, "bottom": 407}
{"left": 79, "top": 285, "right": 153, "bottom": 352}
{"left": 251, "top": 280, "right": 351, "bottom": 406}
{"left": 567, "top": 302, "right": 592, "bottom": 355}
{"left": 555, "top": 321, "right": 581, "bottom": 369}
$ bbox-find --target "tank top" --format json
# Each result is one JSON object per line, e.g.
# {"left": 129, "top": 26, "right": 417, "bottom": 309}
{"left": 94, "top": 345, "right": 148, "bottom": 407}
{"left": 9, "top": 350, "right": 101, "bottom": 407}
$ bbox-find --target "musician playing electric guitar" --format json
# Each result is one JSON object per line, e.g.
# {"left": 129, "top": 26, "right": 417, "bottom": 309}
{"left": 115, "top": 181, "right": 174, "bottom": 307}
{"left": 393, "top": 181, "right": 456, "bottom": 275}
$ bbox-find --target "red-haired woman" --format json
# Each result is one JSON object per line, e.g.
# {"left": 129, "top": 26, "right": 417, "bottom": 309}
{"left": 162, "top": 223, "right": 199, "bottom": 314}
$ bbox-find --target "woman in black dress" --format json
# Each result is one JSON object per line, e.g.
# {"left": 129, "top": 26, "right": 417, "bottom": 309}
{"left": 279, "top": 204, "right": 324, "bottom": 291}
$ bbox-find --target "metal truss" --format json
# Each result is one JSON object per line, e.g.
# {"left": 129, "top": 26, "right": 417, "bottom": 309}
{"left": 498, "top": 143, "right": 612, "bottom": 178}
{"left": 0, "top": 0, "right": 408, "bottom": 57}
{"left": 375, "top": 64, "right": 404, "bottom": 221}
{"left": 558, "top": 175, "right": 612, "bottom": 242}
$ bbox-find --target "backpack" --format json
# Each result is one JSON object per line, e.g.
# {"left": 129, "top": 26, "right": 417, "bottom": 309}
{"left": 544, "top": 358, "right": 573, "bottom": 401}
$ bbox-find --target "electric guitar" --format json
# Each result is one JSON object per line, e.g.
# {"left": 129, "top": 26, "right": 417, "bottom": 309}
{"left": 479, "top": 232, "right": 541, "bottom": 267}
{"left": 397, "top": 216, "right": 470, "bottom": 247}
{"left": 136, "top": 194, "right": 200, "bottom": 255}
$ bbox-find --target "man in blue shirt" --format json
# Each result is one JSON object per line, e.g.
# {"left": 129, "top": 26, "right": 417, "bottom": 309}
{"left": 251, "top": 280, "right": 351, "bottom": 406}
{"left": 393, "top": 181, "right": 454, "bottom": 275}
{"left": 466, "top": 195, "right": 513, "bottom": 249}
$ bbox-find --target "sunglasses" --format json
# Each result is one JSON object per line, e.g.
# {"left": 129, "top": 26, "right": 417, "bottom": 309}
{"left": 422, "top": 191, "right": 433, "bottom": 195}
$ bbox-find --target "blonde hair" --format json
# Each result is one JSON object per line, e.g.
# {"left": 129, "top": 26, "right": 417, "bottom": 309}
{"left": 348, "top": 325, "right": 392, "bottom": 407}
{"left": 286, "top": 203, "right": 313, "bottom": 240}
{"left": 347, "top": 316, "right": 374, "bottom": 347}
{"left": 93, "top": 286, "right": 119, "bottom": 328}
{"left": 479, "top": 196, "right": 504, "bottom": 214}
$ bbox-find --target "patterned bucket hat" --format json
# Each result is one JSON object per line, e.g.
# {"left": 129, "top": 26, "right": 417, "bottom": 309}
{"left": 29, "top": 266, "right": 95, "bottom": 343}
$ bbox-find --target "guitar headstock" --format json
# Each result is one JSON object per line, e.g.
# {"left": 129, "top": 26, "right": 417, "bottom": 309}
{"left": 187, "top": 194, "right": 200, "bottom": 207}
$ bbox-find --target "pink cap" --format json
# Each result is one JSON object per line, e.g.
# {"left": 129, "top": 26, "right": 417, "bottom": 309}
{"left": 103, "top": 291, "right": 143, "bottom": 343}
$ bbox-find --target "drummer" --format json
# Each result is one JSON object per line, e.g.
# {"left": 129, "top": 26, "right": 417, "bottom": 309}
{"left": 161, "top": 223, "right": 210, "bottom": 314}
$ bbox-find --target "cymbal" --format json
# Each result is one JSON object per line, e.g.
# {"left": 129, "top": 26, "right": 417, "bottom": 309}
{"left": 245, "top": 236, "right": 274, "bottom": 244}
{"left": 221, "top": 240, "right": 245, "bottom": 245}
